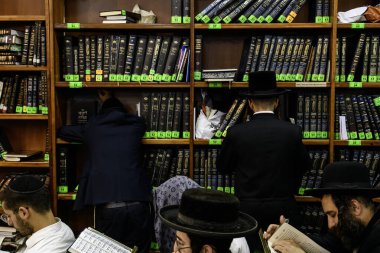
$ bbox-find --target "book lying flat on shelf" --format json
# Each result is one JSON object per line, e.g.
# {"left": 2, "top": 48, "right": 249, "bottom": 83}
{"left": 3, "top": 151, "right": 42, "bottom": 162}
{"left": 68, "top": 227, "right": 137, "bottom": 253}
{"left": 260, "top": 223, "right": 330, "bottom": 253}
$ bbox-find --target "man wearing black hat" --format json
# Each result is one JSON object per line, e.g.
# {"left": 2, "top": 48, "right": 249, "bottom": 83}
{"left": 0, "top": 175, "right": 75, "bottom": 253}
{"left": 159, "top": 188, "right": 258, "bottom": 253}
{"left": 217, "top": 71, "right": 310, "bottom": 234}
{"left": 267, "top": 161, "right": 380, "bottom": 253}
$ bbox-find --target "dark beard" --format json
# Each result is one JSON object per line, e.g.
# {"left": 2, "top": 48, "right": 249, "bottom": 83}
{"left": 16, "top": 215, "right": 33, "bottom": 236}
{"left": 331, "top": 209, "right": 366, "bottom": 251}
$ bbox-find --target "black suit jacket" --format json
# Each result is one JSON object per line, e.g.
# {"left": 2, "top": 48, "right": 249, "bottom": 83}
{"left": 217, "top": 113, "right": 310, "bottom": 226}
{"left": 59, "top": 98, "right": 151, "bottom": 210}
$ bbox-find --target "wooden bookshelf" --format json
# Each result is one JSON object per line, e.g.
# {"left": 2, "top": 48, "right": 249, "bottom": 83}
{"left": 0, "top": 66, "right": 47, "bottom": 71}
{"left": 0, "top": 114, "right": 48, "bottom": 120}
{"left": 55, "top": 82, "right": 190, "bottom": 88}
{"left": 0, "top": 15, "right": 45, "bottom": 21}
{"left": 0, "top": 159, "right": 49, "bottom": 168}
{"left": 54, "top": 23, "right": 190, "bottom": 30}
{"left": 194, "top": 23, "right": 332, "bottom": 30}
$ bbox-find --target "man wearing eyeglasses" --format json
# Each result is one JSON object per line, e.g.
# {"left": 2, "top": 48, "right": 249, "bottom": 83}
{"left": 0, "top": 175, "right": 75, "bottom": 253}
{"left": 159, "top": 188, "right": 258, "bottom": 253}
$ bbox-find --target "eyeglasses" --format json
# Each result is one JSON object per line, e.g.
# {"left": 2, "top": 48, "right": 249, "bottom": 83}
{"left": 0, "top": 213, "right": 9, "bottom": 224}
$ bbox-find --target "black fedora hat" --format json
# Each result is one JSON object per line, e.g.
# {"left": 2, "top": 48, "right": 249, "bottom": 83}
{"left": 240, "top": 71, "right": 289, "bottom": 98}
{"left": 305, "top": 161, "right": 380, "bottom": 197}
{"left": 159, "top": 188, "right": 258, "bottom": 238}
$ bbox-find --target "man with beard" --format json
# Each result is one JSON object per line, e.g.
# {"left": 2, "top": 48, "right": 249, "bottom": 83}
{"left": 0, "top": 175, "right": 75, "bottom": 253}
{"left": 266, "top": 161, "right": 380, "bottom": 253}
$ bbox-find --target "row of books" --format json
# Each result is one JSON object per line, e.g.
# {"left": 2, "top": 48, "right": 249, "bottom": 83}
{"left": 0, "top": 74, "right": 48, "bottom": 114}
{"left": 298, "top": 150, "right": 329, "bottom": 195}
{"left": 144, "top": 148, "right": 190, "bottom": 187}
{"left": 140, "top": 92, "right": 190, "bottom": 139}
{"left": 171, "top": 0, "right": 190, "bottom": 23}
{"left": 235, "top": 35, "right": 330, "bottom": 82}
{"left": 336, "top": 33, "right": 380, "bottom": 82}
{"left": 195, "top": 0, "right": 324, "bottom": 24}
{"left": 63, "top": 35, "right": 190, "bottom": 83}
{"left": 335, "top": 94, "right": 380, "bottom": 140}
{"left": 298, "top": 205, "right": 325, "bottom": 236}
{"left": 0, "top": 23, "right": 46, "bottom": 66}
{"left": 336, "top": 149, "right": 380, "bottom": 187}
{"left": 296, "top": 93, "right": 329, "bottom": 139}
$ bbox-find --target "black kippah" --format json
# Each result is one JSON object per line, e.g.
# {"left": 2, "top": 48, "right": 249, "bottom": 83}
{"left": 9, "top": 176, "right": 44, "bottom": 193}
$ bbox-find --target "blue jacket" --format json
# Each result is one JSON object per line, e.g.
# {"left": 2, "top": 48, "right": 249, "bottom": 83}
{"left": 59, "top": 98, "right": 151, "bottom": 210}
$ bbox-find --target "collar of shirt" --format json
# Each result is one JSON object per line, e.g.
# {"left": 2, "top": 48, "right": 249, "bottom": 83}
{"left": 253, "top": 111, "right": 274, "bottom": 115}
{"left": 25, "top": 218, "right": 62, "bottom": 249}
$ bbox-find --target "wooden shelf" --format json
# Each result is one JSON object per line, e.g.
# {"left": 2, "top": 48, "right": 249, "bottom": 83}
{"left": 303, "top": 139, "right": 329, "bottom": 145}
{"left": 334, "top": 140, "right": 380, "bottom": 146}
{"left": 0, "top": 66, "right": 47, "bottom": 71}
{"left": 0, "top": 114, "right": 48, "bottom": 120}
{"left": 55, "top": 82, "right": 190, "bottom": 88}
{"left": 194, "top": 82, "right": 330, "bottom": 88}
{"left": 335, "top": 82, "right": 380, "bottom": 88}
{"left": 0, "top": 15, "right": 45, "bottom": 21}
{"left": 57, "top": 138, "right": 190, "bottom": 145}
{"left": 194, "top": 139, "right": 222, "bottom": 145}
{"left": 338, "top": 23, "right": 380, "bottom": 29}
{"left": 58, "top": 193, "right": 76, "bottom": 201}
{"left": 0, "top": 159, "right": 49, "bottom": 168}
{"left": 54, "top": 23, "right": 190, "bottom": 30}
{"left": 295, "top": 196, "right": 320, "bottom": 202}
{"left": 195, "top": 23, "right": 332, "bottom": 29}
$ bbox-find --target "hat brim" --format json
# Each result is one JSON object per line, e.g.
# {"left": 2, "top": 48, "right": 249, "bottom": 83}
{"left": 159, "top": 205, "right": 258, "bottom": 238}
{"left": 239, "top": 88, "right": 289, "bottom": 98}
{"left": 304, "top": 188, "right": 380, "bottom": 198}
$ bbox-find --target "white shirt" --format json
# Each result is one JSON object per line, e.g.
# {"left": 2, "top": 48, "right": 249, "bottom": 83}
{"left": 253, "top": 111, "right": 274, "bottom": 115}
{"left": 230, "top": 237, "right": 250, "bottom": 253}
{"left": 18, "top": 218, "right": 75, "bottom": 253}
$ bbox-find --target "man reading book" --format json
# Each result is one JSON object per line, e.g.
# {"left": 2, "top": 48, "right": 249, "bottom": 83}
{"left": 0, "top": 175, "right": 75, "bottom": 253}
{"left": 265, "top": 161, "right": 380, "bottom": 253}
{"left": 58, "top": 89, "right": 152, "bottom": 253}
{"left": 217, "top": 71, "right": 310, "bottom": 250}
{"left": 159, "top": 188, "right": 258, "bottom": 253}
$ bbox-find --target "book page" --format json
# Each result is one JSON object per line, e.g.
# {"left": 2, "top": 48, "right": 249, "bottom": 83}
{"left": 268, "top": 223, "right": 330, "bottom": 253}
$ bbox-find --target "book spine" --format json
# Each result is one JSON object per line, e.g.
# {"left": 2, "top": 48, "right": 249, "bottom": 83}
{"left": 335, "top": 37, "right": 340, "bottom": 82}
{"left": 240, "top": 36, "right": 256, "bottom": 81}
{"left": 183, "top": 0, "right": 190, "bottom": 22}
{"left": 205, "top": 0, "right": 235, "bottom": 23}
{"left": 259, "top": 0, "right": 283, "bottom": 22}
{"left": 215, "top": 0, "right": 245, "bottom": 24}
{"left": 195, "top": 0, "right": 224, "bottom": 22}
{"left": 84, "top": 36, "right": 91, "bottom": 81}
{"left": 78, "top": 37, "right": 85, "bottom": 81}
{"left": 369, "top": 36, "right": 379, "bottom": 81}
{"left": 222, "top": 99, "right": 247, "bottom": 137}
{"left": 358, "top": 95, "right": 373, "bottom": 139}
{"left": 73, "top": 46, "right": 79, "bottom": 75}
{"left": 21, "top": 26, "right": 30, "bottom": 65}
{"left": 322, "top": 0, "right": 330, "bottom": 22}
{"left": 240, "top": 0, "right": 265, "bottom": 22}
{"left": 258, "top": 35, "right": 272, "bottom": 72}
{"left": 274, "top": 37, "right": 288, "bottom": 78}
{"left": 214, "top": 99, "right": 239, "bottom": 138}
{"left": 318, "top": 35, "right": 329, "bottom": 81}
{"left": 311, "top": 36, "right": 323, "bottom": 81}
{"left": 264, "top": 36, "right": 277, "bottom": 72}
{"left": 124, "top": 35, "right": 137, "bottom": 79}
{"left": 150, "top": 92, "right": 161, "bottom": 138}
{"left": 351, "top": 95, "right": 365, "bottom": 139}
{"left": 34, "top": 22, "right": 41, "bottom": 66}
{"left": 116, "top": 35, "right": 127, "bottom": 76}
{"left": 171, "top": 0, "right": 182, "bottom": 20}
{"left": 166, "top": 92, "right": 176, "bottom": 136}
{"left": 287, "top": 37, "right": 301, "bottom": 80}
{"left": 109, "top": 35, "right": 120, "bottom": 77}
{"left": 173, "top": 38, "right": 189, "bottom": 81}
{"left": 141, "top": 36, "right": 156, "bottom": 79}
{"left": 163, "top": 36, "right": 182, "bottom": 80}
{"left": 345, "top": 95, "right": 358, "bottom": 139}
{"left": 157, "top": 93, "right": 169, "bottom": 138}
{"left": 321, "top": 94, "right": 328, "bottom": 138}
{"left": 367, "top": 95, "right": 380, "bottom": 140}
{"left": 267, "top": 0, "right": 292, "bottom": 22}
{"left": 131, "top": 36, "right": 147, "bottom": 80}
{"left": 172, "top": 92, "right": 183, "bottom": 138}
{"left": 227, "top": 0, "right": 255, "bottom": 23}
{"left": 64, "top": 36, "right": 74, "bottom": 76}
{"left": 270, "top": 36, "right": 283, "bottom": 72}
{"left": 95, "top": 36, "right": 104, "bottom": 79}
{"left": 250, "top": 36, "right": 263, "bottom": 73}
{"left": 347, "top": 33, "right": 366, "bottom": 82}
{"left": 340, "top": 36, "right": 347, "bottom": 82}
{"left": 280, "top": 36, "right": 295, "bottom": 80}
{"left": 101, "top": 36, "right": 111, "bottom": 81}
{"left": 90, "top": 36, "right": 97, "bottom": 81}
{"left": 315, "top": 0, "right": 323, "bottom": 23}
{"left": 149, "top": 36, "right": 162, "bottom": 79}
{"left": 361, "top": 36, "right": 371, "bottom": 82}
{"left": 285, "top": 0, "right": 307, "bottom": 23}
{"left": 182, "top": 93, "right": 190, "bottom": 138}
{"left": 155, "top": 37, "right": 172, "bottom": 80}
{"left": 40, "top": 25, "right": 46, "bottom": 66}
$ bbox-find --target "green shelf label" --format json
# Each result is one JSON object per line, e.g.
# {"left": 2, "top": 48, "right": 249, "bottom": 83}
{"left": 315, "top": 16, "right": 323, "bottom": 23}
{"left": 44, "top": 153, "right": 49, "bottom": 161}
{"left": 69, "top": 82, "right": 83, "bottom": 88}
{"left": 303, "top": 131, "right": 310, "bottom": 139}
{"left": 67, "top": 23, "right": 80, "bottom": 29}
{"left": 265, "top": 15, "right": 273, "bottom": 23}
{"left": 85, "top": 69, "right": 91, "bottom": 75}
{"left": 243, "top": 74, "right": 249, "bottom": 82}
{"left": 374, "top": 97, "right": 380, "bottom": 106}
{"left": 318, "top": 74, "right": 325, "bottom": 81}
{"left": 96, "top": 75, "right": 103, "bottom": 82}
{"left": 347, "top": 75, "right": 354, "bottom": 82}
{"left": 366, "top": 132, "right": 373, "bottom": 140}
{"left": 162, "top": 74, "right": 171, "bottom": 82}
{"left": 165, "top": 131, "right": 172, "bottom": 138}
{"left": 183, "top": 17, "right": 191, "bottom": 24}
{"left": 369, "top": 75, "right": 377, "bottom": 82}
{"left": 223, "top": 16, "right": 232, "bottom": 24}
{"left": 323, "top": 16, "right": 330, "bottom": 23}
{"left": 248, "top": 15, "right": 257, "bottom": 23}
{"left": 154, "top": 74, "right": 162, "bottom": 82}
{"left": 296, "top": 74, "right": 303, "bottom": 81}
{"left": 257, "top": 16, "right": 265, "bottom": 23}
{"left": 209, "top": 139, "right": 222, "bottom": 145}
{"left": 123, "top": 74, "right": 131, "bottom": 82}
{"left": 131, "top": 74, "right": 141, "bottom": 82}
{"left": 213, "top": 16, "right": 221, "bottom": 23}
{"left": 143, "top": 132, "right": 151, "bottom": 138}
{"left": 351, "top": 23, "right": 365, "bottom": 29}
{"left": 310, "top": 131, "right": 317, "bottom": 138}
{"left": 215, "top": 130, "right": 223, "bottom": 138}
{"left": 41, "top": 106, "right": 48, "bottom": 115}
{"left": 140, "top": 74, "right": 149, "bottom": 82}
{"left": 109, "top": 74, "right": 117, "bottom": 81}
{"left": 348, "top": 140, "right": 361, "bottom": 146}
{"left": 350, "top": 132, "right": 358, "bottom": 139}
{"left": 64, "top": 74, "right": 74, "bottom": 82}
{"left": 349, "top": 82, "right": 362, "bottom": 88}
{"left": 359, "top": 132, "right": 366, "bottom": 140}
{"left": 58, "top": 186, "right": 68, "bottom": 193}
{"left": 194, "top": 71, "right": 202, "bottom": 81}
{"left": 361, "top": 75, "right": 368, "bottom": 82}
{"left": 182, "top": 132, "right": 190, "bottom": 138}
{"left": 116, "top": 74, "right": 124, "bottom": 81}
{"left": 322, "top": 131, "right": 328, "bottom": 139}
{"left": 195, "top": 14, "right": 203, "bottom": 22}
{"left": 278, "top": 15, "right": 286, "bottom": 23}
{"left": 172, "top": 131, "right": 180, "bottom": 138}
{"left": 171, "top": 16, "right": 182, "bottom": 24}
{"left": 208, "top": 23, "right": 221, "bottom": 29}
{"left": 158, "top": 132, "right": 166, "bottom": 139}
{"left": 150, "top": 131, "right": 158, "bottom": 139}
{"left": 15, "top": 106, "right": 22, "bottom": 113}
{"left": 72, "top": 194, "right": 76, "bottom": 200}
{"left": 239, "top": 15, "right": 247, "bottom": 23}
{"left": 340, "top": 75, "right": 346, "bottom": 82}
{"left": 202, "top": 15, "right": 210, "bottom": 23}
{"left": 298, "top": 188, "right": 305, "bottom": 195}
{"left": 209, "top": 82, "right": 223, "bottom": 88}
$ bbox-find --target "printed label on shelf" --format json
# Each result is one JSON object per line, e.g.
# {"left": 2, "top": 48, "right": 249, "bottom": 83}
{"left": 351, "top": 23, "right": 365, "bottom": 29}
{"left": 183, "top": 17, "right": 191, "bottom": 24}
{"left": 67, "top": 23, "right": 80, "bottom": 29}
{"left": 58, "top": 186, "right": 68, "bottom": 193}
{"left": 209, "top": 139, "right": 222, "bottom": 145}
{"left": 208, "top": 82, "right": 223, "bottom": 88}
{"left": 171, "top": 16, "right": 182, "bottom": 24}
{"left": 349, "top": 82, "right": 362, "bottom": 88}
{"left": 208, "top": 23, "right": 222, "bottom": 29}
{"left": 69, "top": 82, "right": 83, "bottom": 88}
{"left": 348, "top": 140, "right": 361, "bottom": 146}
{"left": 295, "top": 82, "right": 328, "bottom": 87}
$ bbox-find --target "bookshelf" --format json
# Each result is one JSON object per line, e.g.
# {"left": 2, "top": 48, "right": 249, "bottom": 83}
{"left": 49, "top": 0, "right": 380, "bottom": 240}
{"left": 0, "top": 0, "right": 52, "bottom": 207}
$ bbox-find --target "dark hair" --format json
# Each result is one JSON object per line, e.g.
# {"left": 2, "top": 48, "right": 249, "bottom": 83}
{"left": 332, "top": 194, "right": 375, "bottom": 213}
{"left": 189, "top": 234, "right": 232, "bottom": 253}
{"left": 0, "top": 177, "right": 51, "bottom": 214}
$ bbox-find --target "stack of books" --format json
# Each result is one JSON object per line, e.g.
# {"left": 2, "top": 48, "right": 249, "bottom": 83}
{"left": 99, "top": 10, "right": 141, "bottom": 24}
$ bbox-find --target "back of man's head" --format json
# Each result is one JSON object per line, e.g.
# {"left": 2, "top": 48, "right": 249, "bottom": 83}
{"left": 0, "top": 175, "right": 50, "bottom": 214}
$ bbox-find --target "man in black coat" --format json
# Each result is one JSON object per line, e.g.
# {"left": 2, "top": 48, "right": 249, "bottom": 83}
{"left": 269, "top": 162, "right": 380, "bottom": 253}
{"left": 58, "top": 89, "right": 152, "bottom": 253}
{"left": 217, "top": 71, "right": 310, "bottom": 232}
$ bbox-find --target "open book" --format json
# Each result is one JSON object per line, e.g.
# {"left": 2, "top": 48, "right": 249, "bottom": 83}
{"left": 2, "top": 151, "right": 42, "bottom": 162}
{"left": 68, "top": 227, "right": 137, "bottom": 253}
{"left": 260, "top": 223, "right": 330, "bottom": 253}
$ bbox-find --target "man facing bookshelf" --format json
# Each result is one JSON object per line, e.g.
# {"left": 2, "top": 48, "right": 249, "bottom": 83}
{"left": 217, "top": 71, "right": 311, "bottom": 250}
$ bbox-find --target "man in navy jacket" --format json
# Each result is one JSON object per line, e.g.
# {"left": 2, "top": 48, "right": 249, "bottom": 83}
{"left": 59, "top": 89, "right": 151, "bottom": 253}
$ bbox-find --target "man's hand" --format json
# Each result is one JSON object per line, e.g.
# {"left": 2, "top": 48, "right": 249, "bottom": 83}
{"left": 263, "top": 215, "right": 287, "bottom": 240}
{"left": 272, "top": 240, "right": 305, "bottom": 253}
